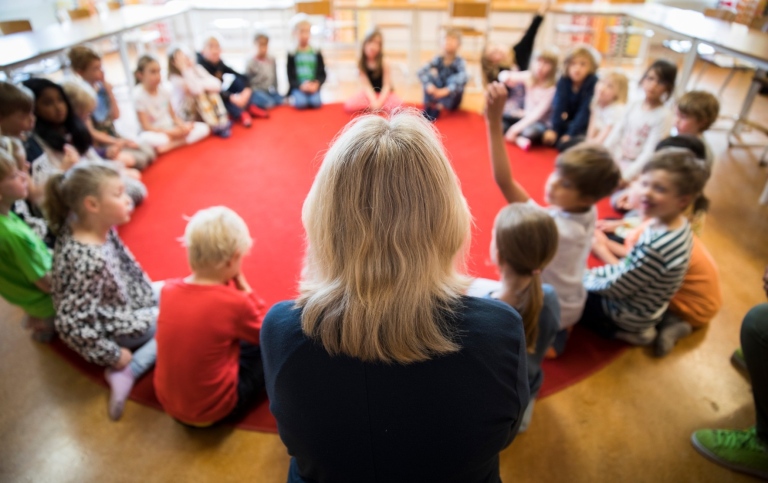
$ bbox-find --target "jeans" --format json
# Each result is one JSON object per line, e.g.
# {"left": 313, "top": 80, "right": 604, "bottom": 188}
{"left": 742, "top": 303, "right": 768, "bottom": 441}
{"left": 219, "top": 341, "right": 265, "bottom": 424}
{"left": 252, "top": 90, "right": 284, "bottom": 110}
{"left": 291, "top": 89, "right": 322, "bottom": 109}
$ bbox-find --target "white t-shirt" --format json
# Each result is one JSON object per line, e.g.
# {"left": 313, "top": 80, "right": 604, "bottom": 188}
{"left": 529, "top": 199, "right": 597, "bottom": 329}
{"left": 604, "top": 100, "right": 673, "bottom": 181}
{"left": 591, "top": 102, "right": 625, "bottom": 135}
{"left": 133, "top": 84, "right": 175, "bottom": 131}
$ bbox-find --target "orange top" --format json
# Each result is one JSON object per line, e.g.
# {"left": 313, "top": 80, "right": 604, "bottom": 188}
{"left": 624, "top": 220, "right": 721, "bottom": 327}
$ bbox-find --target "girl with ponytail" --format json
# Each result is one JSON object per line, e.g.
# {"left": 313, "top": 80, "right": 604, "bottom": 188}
{"left": 44, "top": 161, "right": 160, "bottom": 421}
{"left": 469, "top": 203, "right": 560, "bottom": 432}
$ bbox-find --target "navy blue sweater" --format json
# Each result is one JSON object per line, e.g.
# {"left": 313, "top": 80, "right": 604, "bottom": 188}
{"left": 261, "top": 296, "right": 530, "bottom": 483}
{"left": 550, "top": 74, "right": 598, "bottom": 138}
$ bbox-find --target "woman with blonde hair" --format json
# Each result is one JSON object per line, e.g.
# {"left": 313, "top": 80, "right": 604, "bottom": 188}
{"left": 261, "top": 109, "right": 530, "bottom": 483}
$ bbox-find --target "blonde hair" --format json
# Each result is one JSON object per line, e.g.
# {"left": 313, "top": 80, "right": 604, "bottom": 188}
{"left": 445, "top": 28, "right": 462, "bottom": 43}
{"left": 677, "top": 90, "right": 720, "bottom": 131}
{"left": 184, "top": 206, "right": 253, "bottom": 272}
{"left": 556, "top": 143, "right": 621, "bottom": 201}
{"left": 298, "top": 109, "right": 471, "bottom": 364}
{"left": 43, "top": 161, "right": 121, "bottom": 235}
{"left": 0, "top": 135, "right": 26, "bottom": 172}
{"left": 533, "top": 48, "right": 559, "bottom": 87}
{"left": 494, "top": 204, "right": 559, "bottom": 353}
{"left": 61, "top": 79, "right": 97, "bottom": 119}
{"left": 564, "top": 44, "right": 600, "bottom": 75}
{"left": 600, "top": 71, "right": 629, "bottom": 105}
{"left": 0, "top": 138, "right": 18, "bottom": 180}
{"left": 68, "top": 45, "right": 101, "bottom": 73}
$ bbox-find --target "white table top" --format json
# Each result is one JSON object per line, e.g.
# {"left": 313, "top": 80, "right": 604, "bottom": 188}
{"left": 189, "top": 0, "right": 294, "bottom": 10}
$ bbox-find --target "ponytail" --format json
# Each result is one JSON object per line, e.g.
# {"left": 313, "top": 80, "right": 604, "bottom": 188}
{"left": 43, "top": 172, "right": 70, "bottom": 236}
{"left": 518, "top": 273, "right": 543, "bottom": 353}
{"left": 692, "top": 193, "right": 709, "bottom": 215}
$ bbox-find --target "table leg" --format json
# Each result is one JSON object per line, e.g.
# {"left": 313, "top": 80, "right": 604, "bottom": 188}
{"left": 116, "top": 32, "right": 133, "bottom": 90}
{"left": 676, "top": 39, "right": 698, "bottom": 98}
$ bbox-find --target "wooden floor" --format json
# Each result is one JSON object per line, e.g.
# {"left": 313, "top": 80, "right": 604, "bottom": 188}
{"left": 2, "top": 48, "right": 768, "bottom": 482}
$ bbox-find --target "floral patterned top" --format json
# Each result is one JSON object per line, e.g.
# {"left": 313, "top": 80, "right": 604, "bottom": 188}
{"left": 52, "top": 226, "right": 157, "bottom": 367}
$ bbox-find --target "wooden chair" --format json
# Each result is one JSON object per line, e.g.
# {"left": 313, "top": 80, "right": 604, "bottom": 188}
{"left": 67, "top": 8, "right": 93, "bottom": 21}
{"left": 441, "top": 0, "right": 490, "bottom": 48}
{"left": 0, "top": 20, "right": 32, "bottom": 35}
{"left": 294, "top": 0, "right": 357, "bottom": 52}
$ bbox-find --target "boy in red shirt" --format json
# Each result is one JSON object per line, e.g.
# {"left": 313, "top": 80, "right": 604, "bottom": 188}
{"left": 154, "top": 206, "right": 265, "bottom": 426}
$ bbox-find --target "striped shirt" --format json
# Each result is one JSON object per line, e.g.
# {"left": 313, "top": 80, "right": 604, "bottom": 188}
{"left": 583, "top": 219, "right": 693, "bottom": 332}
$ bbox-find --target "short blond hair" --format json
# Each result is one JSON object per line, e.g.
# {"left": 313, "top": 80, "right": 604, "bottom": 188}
{"left": 184, "top": 206, "right": 253, "bottom": 272}
{"left": 298, "top": 109, "right": 471, "bottom": 364}
{"left": 600, "top": 71, "right": 629, "bottom": 104}
{"left": 445, "top": 28, "right": 462, "bottom": 43}
{"left": 61, "top": 79, "right": 97, "bottom": 119}
{"left": 677, "top": 90, "right": 720, "bottom": 131}
{"left": 564, "top": 44, "right": 600, "bottom": 75}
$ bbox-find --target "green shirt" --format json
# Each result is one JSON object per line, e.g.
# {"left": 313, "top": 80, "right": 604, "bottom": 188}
{"left": 295, "top": 49, "right": 317, "bottom": 84}
{"left": 0, "top": 211, "right": 54, "bottom": 318}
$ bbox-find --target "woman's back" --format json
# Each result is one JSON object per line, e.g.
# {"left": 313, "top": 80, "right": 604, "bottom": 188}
{"left": 262, "top": 296, "right": 529, "bottom": 483}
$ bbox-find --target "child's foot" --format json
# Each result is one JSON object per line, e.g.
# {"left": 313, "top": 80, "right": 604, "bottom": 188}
{"left": 653, "top": 315, "right": 692, "bottom": 357}
{"left": 26, "top": 316, "right": 56, "bottom": 343}
{"left": 239, "top": 112, "right": 252, "bottom": 127}
{"left": 423, "top": 107, "right": 439, "bottom": 122}
{"left": 248, "top": 105, "right": 269, "bottom": 119}
{"left": 213, "top": 124, "right": 232, "bottom": 139}
{"left": 731, "top": 348, "right": 747, "bottom": 372}
{"left": 691, "top": 427, "right": 768, "bottom": 479}
{"left": 515, "top": 137, "right": 531, "bottom": 151}
{"left": 105, "top": 365, "right": 136, "bottom": 421}
{"left": 615, "top": 326, "right": 657, "bottom": 346}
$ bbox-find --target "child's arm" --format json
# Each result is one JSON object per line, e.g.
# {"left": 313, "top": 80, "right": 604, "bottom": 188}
{"left": 511, "top": 1, "right": 547, "bottom": 71}
{"left": 622, "top": 110, "right": 674, "bottom": 182}
{"left": 315, "top": 51, "right": 327, "bottom": 87}
{"left": 237, "top": 290, "right": 267, "bottom": 346}
{"left": 565, "top": 75, "right": 597, "bottom": 138}
{"left": 591, "top": 229, "right": 625, "bottom": 265}
{"left": 86, "top": 118, "right": 123, "bottom": 147}
{"left": 507, "top": 83, "right": 555, "bottom": 138}
{"left": 498, "top": 69, "right": 529, "bottom": 87}
{"left": 103, "top": 80, "right": 120, "bottom": 120}
{"left": 446, "top": 57, "right": 469, "bottom": 94}
{"left": 417, "top": 58, "right": 437, "bottom": 87}
{"left": 359, "top": 69, "right": 379, "bottom": 105}
{"left": 33, "top": 273, "right": 52, "bottom": 293}
{"left": 485, "top": 82, "right": 531, "bottom": 204}
{"left": 286, "top": 53, "right": 299, "bottom": 92}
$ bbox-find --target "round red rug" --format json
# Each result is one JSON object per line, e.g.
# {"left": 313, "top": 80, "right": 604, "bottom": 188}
{"left": 49, "top": 104, "right": 626, "bottom": 432}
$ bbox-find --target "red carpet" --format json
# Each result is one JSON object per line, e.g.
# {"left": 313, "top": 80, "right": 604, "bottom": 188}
{"left": 49, "top": 104, "right": 625, "bottom": 432}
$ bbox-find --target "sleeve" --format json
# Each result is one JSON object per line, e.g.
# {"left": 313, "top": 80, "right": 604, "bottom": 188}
{"left": 31, "top": 154, "right": 57, "bottom": 190}
{"left": 287, "top": 53, "right": 298, "bottom": 92}
{"left": 5, "top": 228, "right": 50, "bottom": 284}
{"left": 602, "top": 102, "right": 629, "bottom": 152}
{"left": 315, "top": 51, "right": 327, "bottom": 86}
{"left": 549, "top": 77, "right": 570, "bottom": 135}
{"left": 512, "top": 85, "right": 555, "bottom": 132}
{"left": 512, "top": 14, "right": 544, "bottom": 71}
{"left": 622, "top": 108, "right": 673, "bottom": 181}
{"left": 237, "top": 291, "right": 267, "bottom": 345}
{"left": 565, "top": 75, "right": 597, "bottom": 137}
{"left": 446, "top": 57, "right": 468, "bottom": 92}
{"left": 195, "top": 65, "right": 223, "bottom": 92}
{"left": 498, "top": 69, "right": 530, "bottom": 85}
{"left": 583, "top": 238, "right": 669, "bottom": 299}
{"left": 196, "top": 53, "right": 217, "bottom": 76}
{"left": 418, "top": 57, "right": 437, "bottom": 86}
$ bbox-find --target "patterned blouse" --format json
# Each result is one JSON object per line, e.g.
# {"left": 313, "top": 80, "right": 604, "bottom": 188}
{"left": 52, "top": 227, "right": 157, "bottom": 367}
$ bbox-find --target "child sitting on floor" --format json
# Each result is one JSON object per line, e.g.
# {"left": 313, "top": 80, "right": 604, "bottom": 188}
{"left": 418, "top": 28, "right": 468, "bottom": 121}
{"left": 44, "top": 161, "right": 160, "bottom": 420}
{"left": 673, "top": 90, "right": 719, "bottom": 166}
{"left": 67, "top": 45, "right": 156, "bottom": 170}
{"left": 344, "top": 28, "right": 403, "bottom": 113}
{"left": 246, "top": 32, "right": 283, "bottom": 111}
{"left": 287, "top": 15, "right": 326, "bottom": 110}
{"left": 468, "top": 203, "right": 559, "bottom": 432}
{"left": 168, "top": 46, "right": 231, "bottom": 137}
{"left": 0, "top": 142, "right": 55, "bottom": 342}
{"left": 498, "top": 49, "right": 558, "bottom": 146}
{"left": 585, "top": 71, "right": 628, "bottom": 145}
{"left": 133, "top": 55, "right": 210, "bottom": 154}
{"left": 485, "top": 81, "right": 621, "bottom": 356}
{"left": 538, "top": 45, "right": 600, "bottom": 152}
{"left": 581, "top": 148, "right": 708, "bottom": 346}
{"left": 197, "top": 34, "right": 268, "bottom": 127}
{"left": 155, "top": 206, "right": 266, "bottom": 427}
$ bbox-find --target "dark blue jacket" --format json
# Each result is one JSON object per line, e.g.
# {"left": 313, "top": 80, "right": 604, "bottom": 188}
{"left": 261, "top": 296, "right": 530, "bottom": 483}
{"left": 550, "top": 74, "right": 598, "bottom": 138}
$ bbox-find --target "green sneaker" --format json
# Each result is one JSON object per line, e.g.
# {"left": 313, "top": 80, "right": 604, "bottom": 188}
{"left": 731, "top": 348, "right": 747, "bottom": 372}
{"left": 691, "top": 427, "right": 768, "bottom": 479}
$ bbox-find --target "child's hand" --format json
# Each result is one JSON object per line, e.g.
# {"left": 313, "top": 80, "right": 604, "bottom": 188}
{"left": 560, "top": 134, "right": 571, "bottom": 144}
{"left": 595, "top": 219, "right": 622, "bottom": 234}
{"left": 592, "top": 229, "right": 611, "bottom": 256}
{"left": 173, "top": 50, "right": 192, "bottom": 71}
{"left": 484, "top": 82, "right": 507, "bottom": 122}
{"left": 543, "top": 130, "right": 557, "bottom": 146}
{"left": 62, "top": 144, "right": 80, "bottom": 170}
{"left": 124, "top": 139, "right": 140, "bottom": 150}
{"left": 106, "top": 144, "right": 122, "bottom": 160}
{"left": 613, "top": 191, "right": 632, "bottom": 211}
{"left": 504, "top": 127, "right": 521, "bottom": 142}
{"left": 113, "top": 348, "right": 132, "bottom": 370}
{"left": 425, "top": 83, "right": 437, "bottom": 95}
{"left": 233, "top": 273, "right": 253, "bottom": 293}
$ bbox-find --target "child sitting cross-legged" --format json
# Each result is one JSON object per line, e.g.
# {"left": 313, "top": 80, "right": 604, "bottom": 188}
{"left": 0, "top": 141, "right": 56, "bottom": 342}
{"left": 287, "top": 15, "right": 327, "bottom": 110}
{"left": 419, "top": 28, "right": 468, "bottom": 121}
{"left": 154, "top": 206, "right": 266, "bottom": 427}
{"left": 485, "top": 82, "right": 621, "bottom": 356}
{"left": 246, "top": 33, "right": 284, "bottom": 111}
{"left": 344, "top": 28, "right": 403, "bottom": 114}
{"left": 581, "top": 148, "right": 709, "bottom": 345}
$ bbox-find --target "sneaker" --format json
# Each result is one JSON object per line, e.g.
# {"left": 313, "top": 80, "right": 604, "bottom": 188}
{"left": 691, "top": 427, "right": 768, "bottom": 479}
{"left": 614, "top": 326, "right": 657, "bottom": 346}
{"left": 423, "top": 107, "right": 439, "bottom": 122}
{"left": 732, "top": 348, "right": 747, "bottom": 372}
{"left": 213, "top": 125, "right": 232, "bottom": 139}
{"left": 248, "top": 105, "right": 269, "bottom": 119}
{"left": 239, "top": 112, "right": 252, "bottom": 127}
{"left": 515, "top": 137, "right": 531, "bottom": 151}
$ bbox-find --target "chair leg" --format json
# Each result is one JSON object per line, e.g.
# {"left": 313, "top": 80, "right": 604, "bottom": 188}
{"left": 717, "top": 67, "right": 739, "bottom": 98}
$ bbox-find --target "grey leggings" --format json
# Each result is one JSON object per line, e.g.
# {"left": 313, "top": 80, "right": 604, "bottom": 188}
{"left": 742, "top": 303, "right": 768, "bottom": 442}
{"left": 114, "top": 281, "right": 164, "bottom": 377}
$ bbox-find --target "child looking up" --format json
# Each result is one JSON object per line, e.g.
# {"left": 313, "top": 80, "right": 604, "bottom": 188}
{"left": 498, "top": 49, "right": 558, "bottom": 146}
{"left": 287, "top": 16, "right": 326, "bottom": 110}
{"left": 469, "top": 203, "right": 559, "bottom": 432}
{"left": 485, "top": 82, "right": 621, "bottom": 355}
{"left": 604, "top": 59, "right": 677, "bottom": 183}
{"left": 197, "top": 35, "right": 269, "bottom": 126}
{"left": 0, "top": 143, "right": 55, "bottom": 342}
{"left": 585, "top": 71, "right": 628, "bottom": 145}
{"left": 168, "top": 46, "right": 232, "bottom": 136}
{"left": 344, "top": 29, "right": 403, "bottom": 113}
{"left": 246, "top": 33, "right": 283, "bottom": 110}
{"left": 155, "top": 206, "right": 266, "bottom": 427}
{"left": 44, "top": 161, "right": 160, "bottom": 420}
{"left": 133, "top": 55, "right": 210, "bottom": 154}
{"left": 418, "top": 29, "right": 468, "bottom": 121}
{"left": 674, "top": 90, "right": 720, "bottom": 166}
{"left": 539, "top": 45, "right": 600, "bottom": 151}
{"left": 67, "top": 45, "right": 156, "bottom": 170}
{"left": 581, "top": 148, "right": 708, "bottom": 345}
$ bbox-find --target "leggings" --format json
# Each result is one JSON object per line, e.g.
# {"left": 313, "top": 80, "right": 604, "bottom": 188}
{"left": 742, "top": 303, "right": 768, "bottom": 442}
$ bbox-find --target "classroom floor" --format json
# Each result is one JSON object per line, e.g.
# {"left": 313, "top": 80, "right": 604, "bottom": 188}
{"left": 2, "top": 46, "right": 768, "bottom": 482}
